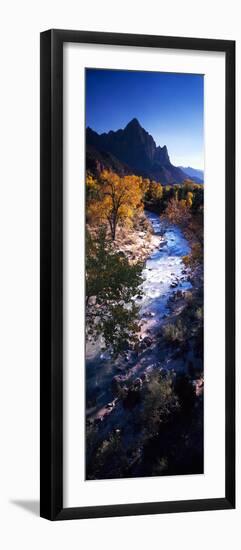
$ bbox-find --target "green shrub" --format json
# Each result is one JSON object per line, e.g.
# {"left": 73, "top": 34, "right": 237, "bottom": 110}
{"left": 162, "top": 319, "right": 187, "bottom": 343}
{"left": 142, "top": 371, "right": 179, "bottom": 437}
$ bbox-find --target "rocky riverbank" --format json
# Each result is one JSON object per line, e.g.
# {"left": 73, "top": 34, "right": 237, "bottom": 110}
{"left": 87, "top": 211, "right": 163, "bottom": 267}
{"left": 113, "top": 212, "right": 163, "bottom": 264}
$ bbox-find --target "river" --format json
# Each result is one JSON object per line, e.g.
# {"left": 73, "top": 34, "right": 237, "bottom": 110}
{"left": 140, "top": 210, "right": 191, "bottom": 321}
{"left": 86, "top": 211, "right": 192, "bottom": 420}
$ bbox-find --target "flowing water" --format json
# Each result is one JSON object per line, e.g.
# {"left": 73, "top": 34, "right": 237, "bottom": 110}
{"left": 140, "top": 210, "right": 191, "bottom": 318}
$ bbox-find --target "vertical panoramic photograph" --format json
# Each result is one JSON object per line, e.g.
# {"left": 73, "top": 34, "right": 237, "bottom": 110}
{"left": 85, "top": 68, "right": 204, "bottom": 480}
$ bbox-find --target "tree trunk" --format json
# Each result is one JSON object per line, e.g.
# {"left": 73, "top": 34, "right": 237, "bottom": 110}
{"left": 111, "top": 224, "right": 116, "bottom": 241}
{"left": 109, "top": 215, "right": 117, "bottom": 240}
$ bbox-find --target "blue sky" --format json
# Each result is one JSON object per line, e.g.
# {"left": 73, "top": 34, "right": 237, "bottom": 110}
{"left": 86, "top": 68, "right": 204, "bottom": 170}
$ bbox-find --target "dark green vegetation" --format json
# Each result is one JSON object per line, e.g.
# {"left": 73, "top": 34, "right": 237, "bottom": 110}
{"left": 145, "top": 179, "right": 204, "bottom": 218}
{"left": 86, "top": 227, "right": 143, "bottom": 354}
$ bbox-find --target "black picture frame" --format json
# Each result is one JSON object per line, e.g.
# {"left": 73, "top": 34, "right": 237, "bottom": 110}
{"left": 40, "top": 29, "right": 235, "bottom": 521}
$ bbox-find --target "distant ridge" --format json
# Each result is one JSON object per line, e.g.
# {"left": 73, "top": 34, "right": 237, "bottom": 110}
{"left": 86, "top": 118, "right": 193, "bottom": 185}
{"left": 179, "top": 166, "right": 204, "bottom": 184}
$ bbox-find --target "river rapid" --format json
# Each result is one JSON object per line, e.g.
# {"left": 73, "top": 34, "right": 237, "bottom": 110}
{"left": 86, "top": 211, "right": 192, "bottom": 420}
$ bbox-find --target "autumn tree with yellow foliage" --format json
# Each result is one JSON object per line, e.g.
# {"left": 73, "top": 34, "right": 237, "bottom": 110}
{"left": 87, "top": 170, "right": 144, "bottom": 240}
{"left": 165, "top": 197, "right": 191, "bottom": 227}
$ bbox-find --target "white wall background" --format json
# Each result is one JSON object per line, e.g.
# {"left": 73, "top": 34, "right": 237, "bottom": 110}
{"left": 0, "top": 1, "right": 239, "bottom": 548}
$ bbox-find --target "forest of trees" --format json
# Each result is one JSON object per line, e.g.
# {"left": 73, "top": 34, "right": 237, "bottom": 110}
{"left": 87, "top": 171, "right": 203, "bottom": 238}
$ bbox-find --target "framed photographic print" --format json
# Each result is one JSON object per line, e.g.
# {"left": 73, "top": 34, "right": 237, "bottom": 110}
{"left": 40, "top": 29, "right": 235, "bottom": 520}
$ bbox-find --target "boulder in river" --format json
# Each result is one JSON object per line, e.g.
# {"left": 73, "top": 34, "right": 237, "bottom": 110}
{"left": 144, "top": 310, "right": 155, "bottom": 318}
{"left": 139, "top": 336, "right": 153, "bottom": 349}
{"left": 170, "top": 281, "right": 178, "bottom": 288}
{"left": 88, "top": 295, "right": 96, "bottom": 306}
{"left": 133, "top": 377, "right": 143, "bottom": 389}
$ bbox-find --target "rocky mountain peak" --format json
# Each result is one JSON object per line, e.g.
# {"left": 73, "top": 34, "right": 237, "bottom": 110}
{"left": 125, "top": 117, "right": 142, "bottom": 130}
{"left": 86, "top": 119, "right": 188, "bottom": 184}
